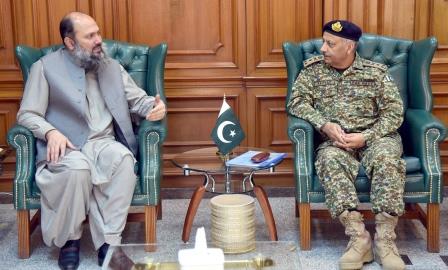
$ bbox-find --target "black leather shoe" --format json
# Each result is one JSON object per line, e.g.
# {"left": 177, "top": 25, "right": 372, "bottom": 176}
{"left": 58, "top": 239, "right": 80, "bottom": 270}
{"left": 98, "top": 243, "right": 109, "bottom": 266}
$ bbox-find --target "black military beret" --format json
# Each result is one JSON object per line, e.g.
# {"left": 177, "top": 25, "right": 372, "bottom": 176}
{"left": 322, "top": 20, "right": 362, "bottom": 41}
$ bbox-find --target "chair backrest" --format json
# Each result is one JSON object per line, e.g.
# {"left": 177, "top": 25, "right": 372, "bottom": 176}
{"left": 15, "top": 40, "right": 168, "bottom": 102}
{"left": 283, "top": 34, "right": 437, "bottom": 113}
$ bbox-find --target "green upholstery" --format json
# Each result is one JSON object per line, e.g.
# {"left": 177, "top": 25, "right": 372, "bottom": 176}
{"left": 283, "top": 34, "right": 447, "bottom": 251}
{"left": 284, "top": 34, "right": 446, "bottom": 204}
{"left": 8, "top": 40, "right": 167, "bottom": 211}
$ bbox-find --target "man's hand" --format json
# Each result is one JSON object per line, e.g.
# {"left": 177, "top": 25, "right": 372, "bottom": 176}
{"left": 341, "top": 133, "right": 366, "bottom": 149}
{"left": 321, "top": 122, "right": 346, "bottom": 145}
{"left": 45, "top": 129, "right": 76, "bottom": 163}
{"left": 146, "top": 94, "right": 166, "bottom": 121}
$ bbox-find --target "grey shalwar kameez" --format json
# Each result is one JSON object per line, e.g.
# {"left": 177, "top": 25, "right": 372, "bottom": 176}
{"left": 17, "top": 56, "right": 154, "bottom": 249}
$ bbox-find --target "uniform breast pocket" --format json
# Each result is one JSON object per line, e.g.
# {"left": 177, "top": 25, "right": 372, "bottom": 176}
{"left": 347, "top": 88, "right": 378, "bottom": 116}
{"left": 314, "top": 81, "right": 338, "bottom": 102}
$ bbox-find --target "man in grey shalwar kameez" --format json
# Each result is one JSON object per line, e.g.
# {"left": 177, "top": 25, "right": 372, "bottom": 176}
{"left": 16, "top": 12, "right": 166, "bottom": 270}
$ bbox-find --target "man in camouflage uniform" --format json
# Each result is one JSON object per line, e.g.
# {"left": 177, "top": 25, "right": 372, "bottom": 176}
{"left": 287, "top": 20, "right": 405, "bottom": 270}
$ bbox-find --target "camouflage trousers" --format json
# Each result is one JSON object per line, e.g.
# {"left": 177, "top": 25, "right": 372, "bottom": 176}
{"left": 315, "top": 133, "right": 406, "bottom": 218}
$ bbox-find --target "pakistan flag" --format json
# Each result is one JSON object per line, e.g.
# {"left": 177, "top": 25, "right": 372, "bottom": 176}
{"left": 211, "top": 98, "right": 245, "bottom": 155}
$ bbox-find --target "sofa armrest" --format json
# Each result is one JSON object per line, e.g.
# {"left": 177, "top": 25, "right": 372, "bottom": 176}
{"left": 7, "top": 125, "right": 36, "bottom": 209}
{"left": 287, "top": 115, "right": 315, "bottom": 203}
{"left": 137, "top": 119, "right": 167, "bottom": 205}
{"left": 138, "top": 118, "right": 167, "bottom": 143}
{"left": 402, "top": 109, "right": 447, "bottom": 203}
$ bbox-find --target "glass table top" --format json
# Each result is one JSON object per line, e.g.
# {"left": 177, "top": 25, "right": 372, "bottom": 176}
{"left": 102, "top": 241, "right": 301, "bottom": 270}
{"left": 170, "top": 147, "right": 284, "bottom": 194}
{"left": 171, "top": 147, "right": 282, "bottom": 174}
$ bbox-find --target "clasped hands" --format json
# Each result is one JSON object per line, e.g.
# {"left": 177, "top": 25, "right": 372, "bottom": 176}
{"left": 45, "top": 94, "right": 166, "bottom": 163}
{"left": 321, "top": 122, "right": 366, "bottom": 151}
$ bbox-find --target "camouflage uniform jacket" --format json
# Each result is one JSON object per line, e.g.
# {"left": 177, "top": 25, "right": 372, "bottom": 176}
{"left": 287, "top": 53, "right": 404, "bottom": 146}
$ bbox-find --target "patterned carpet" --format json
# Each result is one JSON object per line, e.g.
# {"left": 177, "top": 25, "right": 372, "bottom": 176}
{"left": 0, "top": 192, "right": 448, "bottom": 269}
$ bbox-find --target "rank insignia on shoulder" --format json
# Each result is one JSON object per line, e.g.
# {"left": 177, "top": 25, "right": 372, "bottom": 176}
{"left": 303, "top": 55, "right": 324, "bottom": 67}
{"left": 363, "top": 59, "right": 387, "bottom": 71}
{"left": 384, "top": 75, "right": 394, "bottom": 82}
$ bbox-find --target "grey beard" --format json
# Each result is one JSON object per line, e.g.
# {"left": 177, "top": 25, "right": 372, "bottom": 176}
{"left": 71, "top": 43, "right": 107, "bottom": 72}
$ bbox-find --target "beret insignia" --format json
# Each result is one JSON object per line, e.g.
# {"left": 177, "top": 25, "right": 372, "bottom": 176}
{"left": 323, "top": 20, "right": 362, "bottom": 41}
{"left": 331, "top": 21, "right": 343, "bottom": 32}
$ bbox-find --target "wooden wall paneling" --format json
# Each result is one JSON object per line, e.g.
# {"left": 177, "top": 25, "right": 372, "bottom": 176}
{"left": 246, "top": 87, "right": 290, "bottom": 153}
{"left": 414, "top": 0, "right": 431, "bottom": 39}
{"left": 11, "top": 0, "right": 37, "bottom": 47}
{"left": 381, "top": 0, "right": 415, "bottom": 39}
{"left": 432, "top": 88, "right": 448, "bottom": 182}
{"left": 76, "top": 0, "right": 91, "bottom": 14}
{"left": 163, "top": 87, "right": 247, "bottom": 156}
{"left": 0, "top": 99, "right": 20, "bottom": 147}
{"left": 323, "top": 0, "right": 350, "bottom": 23}
{"left": 431, "top": 0, "right": 448, "bottom": 77}
{"left": 432, "top": 87, "right": 448, "bottom": 126}
{"left": 161, "top": 85, "right": 253, "bottom": 188}
{"left": 0, "top": 81, "right": 22, "bottom": 147}
{"left": 30, "top": 0, "right": 51, "bottom": 47}
{"left": 429, "top": 0, "right": 448, "bottom": 183}
{"left": 442, "top": 140, "right": 448, "bottom": 185}
{"left": 432, "top": 0, "right": 448, "bottom": 47}
{"left": 9, "top": 0, "right": 114, "bottom": 49}
{"left": 322, "top": 0, "right": 376, "bottom": 34}
{"left": 246, "top": 0, "right": 322, "bottom": 77}
{"left": 0, "top": 0, "right": 17, "bottom": 68}
{"left": 297, "top": 0, "right": 323, "bottom": 41}
{"left": 0, "top": 81, "right": 22, "bottom": 100}
{"left": 323, "top": 0, "right": 354, "bottom": 24}
{"left": 11, "top": 0, "right": 95, "bottom": 49}
{"left": 0, "top": 86, "right": 23, "bottom": 190}
{"left": 323, "top": 0, "right": 416, "bottom": 39}
{"left": 0, "top": 0, "right": 21, "bottom": 82}
{"left": 126, "top": 0, "right": 246, "bottom": 79}
{"left": 44, "top": 0, "right": 78, "bottom": 45}
{"left": 0, "top": 0, "right": 448, "bottom": 191}
{"left": 90, "top": 0, "right": 115, "bottom": 39}
{"left": 245, "top": 86, "right": 294, "bottom": 187}
{"left": 109, "top": 0, "right": 130, "bottom": 41}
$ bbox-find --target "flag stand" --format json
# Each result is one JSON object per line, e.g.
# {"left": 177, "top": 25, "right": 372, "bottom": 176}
{"left": 216, "top": 151, "right": 230, "bottom": 163}
{"left": 215, "top": 151, "right": 232, "bottom": 193}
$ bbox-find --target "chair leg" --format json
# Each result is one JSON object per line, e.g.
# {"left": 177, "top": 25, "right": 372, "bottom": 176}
{"left": 157, "top": 198, "right": 162, "bottom": 220}
{"left": 427, "top": 203, "right": 439, "bottom": 252}
{"left": 299, "top": 203, "right": 311, "bottom": 250}
{"left": 17, "top": 210, "right": 31, "bottom": 259}
{"left": 145, "top": 205, "right": 157, "bottom": 244}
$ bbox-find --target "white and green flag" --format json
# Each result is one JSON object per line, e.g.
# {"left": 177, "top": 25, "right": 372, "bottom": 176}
{"left": 210, "top": 98, "right": 245, "bottom": 155}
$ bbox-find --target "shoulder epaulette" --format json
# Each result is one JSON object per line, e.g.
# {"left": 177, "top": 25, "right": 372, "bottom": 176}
{"left": 303, "top": 55, "right": 324, "bottom": 68}
{"left": 362, "top": 59, "right": 388, "bottom": 72}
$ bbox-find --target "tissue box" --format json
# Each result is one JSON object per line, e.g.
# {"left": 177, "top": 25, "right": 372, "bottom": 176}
{"left": 178, "top": 248, "right": 224, "bottom": 270}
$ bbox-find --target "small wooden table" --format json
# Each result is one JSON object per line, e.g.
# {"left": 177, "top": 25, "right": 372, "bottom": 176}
{"left": 171, "top": 147, "right": 284, "bottom": 243}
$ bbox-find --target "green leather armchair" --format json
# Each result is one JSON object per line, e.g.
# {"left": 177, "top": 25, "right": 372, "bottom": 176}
{"left": 283, "top": 34, "right": 447, "bottom": 252}
{"left": 7, "top": 40, "right": 167, "bottom": 258}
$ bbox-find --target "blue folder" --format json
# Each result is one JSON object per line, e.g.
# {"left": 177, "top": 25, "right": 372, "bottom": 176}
{"left": 226, "top": 151, "right": 286, "bottom": 168}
